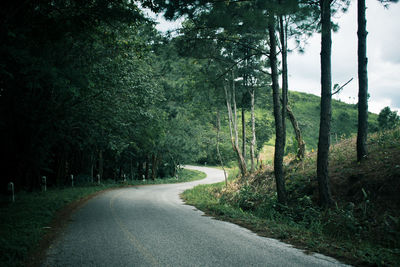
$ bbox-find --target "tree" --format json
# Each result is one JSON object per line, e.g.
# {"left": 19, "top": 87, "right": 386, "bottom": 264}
{"left": 224, "top": 70, "right": 248, "bottom": 176}
{"left": 269, "top": 16, "right": 287, "bottom": 204}
{"left": 356, "top": 0, "right": 399, "bottom": 162}
{"left": 378, "top": 106, "right": 400, "bottom": 130}
{"left": 317, "top": 0, "right": 334, "bottom": 207}
{"left": 356, "top": 0, "right": 368, "bottom": 162}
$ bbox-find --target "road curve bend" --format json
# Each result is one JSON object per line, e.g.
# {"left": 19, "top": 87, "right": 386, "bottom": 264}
{"left": 43, "top": 165, "right": 347, "bottom": 267}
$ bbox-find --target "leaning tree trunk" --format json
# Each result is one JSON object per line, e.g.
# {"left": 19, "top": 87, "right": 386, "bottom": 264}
{"left": 357, "top": 0, "right": 368, "bottom": 162}
{"left": 268, "top": 17, "right": 287, "bottom": 204}
{"left": 223, "top": 83, "right": 247, "bottom": 177}
{"left": 216, "top": 110, "right": 228, "bottom": 186}
{"left": 279, "top": 14, "right": 305, "bottom": 161}
{"left": 317, "top": 0, "right": 334, "bottom": 207}
{"left": 287, "top": 105, "right": 306, "bottom": 160}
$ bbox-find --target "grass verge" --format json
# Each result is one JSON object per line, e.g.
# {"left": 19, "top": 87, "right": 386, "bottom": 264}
{"left": 182, "top": 129, "right": 400, "bottom": 266}
{"left": 0, "top": 168, "right": 205, "bottom": 267}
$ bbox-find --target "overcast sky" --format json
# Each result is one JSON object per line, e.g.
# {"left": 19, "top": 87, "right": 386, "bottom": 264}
{"left": 287, "top": 0, "right": 400, "bottom": 114}
{"left": 152, "top": 0, "right": 400, "bottom": 114}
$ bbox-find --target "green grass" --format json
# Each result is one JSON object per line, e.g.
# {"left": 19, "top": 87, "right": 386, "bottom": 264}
{"left": 182, "top": 129, "right": 400, "bottom": 266}
{"left": 0, "top": 168, "right": 205, "bottom": 267}
{"left": 182, "top": 181, "right": 399, "bottom": 266}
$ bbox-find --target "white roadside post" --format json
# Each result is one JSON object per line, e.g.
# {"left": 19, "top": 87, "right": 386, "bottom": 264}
{"left": 42, "top": 176, "right": 47, "bottom": 192}
{"left": 142, "top": 174, "right": 145, "bottom": 182}
{"left": 8, "top": 182, "right": 15, "bottom": 202}
{"left": 71, "top": 174, "right": 74, "bottom": 187}
{"left": 123, "top": 174, "right": 126, "bottom": 182}
{"left": 97, "top": 174, "right": 101, "bottom": 185}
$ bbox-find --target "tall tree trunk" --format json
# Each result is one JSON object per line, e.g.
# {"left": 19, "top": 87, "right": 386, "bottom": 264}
{"left": 130, "top": 159, "right": 133, "bottom": 180}
{"left": 232, "top": 71, "right": 247, "bottom": 175}
{"left": 98, "top": 149, "right": 103, "bottom": 180}
{"left": 287, "top": 105, "right": 306, "bottom": 160}
{"left": 268, "top": 17, "right": 287, "bottom": 204}
{"left": 216, "top": 110, "right": 228, "bottom": 186}
{"left": 242, "top": 106, "right": 246, "bottom": 163}
{"left": 90, "top": 151, "right": 94, "bottom": 182}
{"left": 250, "top": 88, "right": 256, "bottom": 172}
{"left": 232, "top": 71, "right": 240, "bottom": 151}
{"left": 137, "top": 159, "right": 143, "bottom": 180}
{"left": 145, "top": 157, "right": 149, "bottom": 180}
{"left": 279, "top": 14, "right": 305, "bottom": 161}
{"left": 357, "top": 0, "right": 368, "bottom": 162}
{"left": 279, "top": 14, "right": 288, "bottom": 150}
{"left": 317, "top": 0, "right": 334, "bottom": 207}
{"left": 151, "top": 153, "right": 158, "bottom": 180}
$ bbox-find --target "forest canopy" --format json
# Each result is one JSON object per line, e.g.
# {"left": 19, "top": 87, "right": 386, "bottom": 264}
{"left": 0, "top": 0, "right": 386, "bottom": 198}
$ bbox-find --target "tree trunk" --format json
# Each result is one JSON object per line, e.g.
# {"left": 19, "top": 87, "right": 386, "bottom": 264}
{"left": 98, "top": 149, "right": 103, "bottom": 180}
{"left": 151, "top": 153, "right": 158, "bottom": 180}
{"left": 250, "top": 88, "right": 256, "bottom": 172}
{"left": 287, "top": 105, "right": 306, "bottom": 160}
{"left": 223, "top": 83, "right": 247, "bottom": 177}
{"left": 268, "top": 17, "right": 287, "bottom": 204}
{"left": 137, "top": 159, "right": 143, "bottom": 180}
{"left": 279, "top": 14, "right": 288, "bottom": 150}
{"left": 279, "top": 14, "right": 305, "bottom": 161}
{"left": 232, "top": 71, "right": 247, "bottom": 176}
{"left": 90, "top": 151, "right": 94, "bottom": 182}
{"left": 145, "top": 157, "right": 150, "bottom": 180}
{"left": 317, "top": 0, "right": 334, "bottom": 207}
{"left": 242, "top": 105, "right": 246, "bottom": 163}
{"left": 232, "top": 71, "right": 240, "bottom": 152}
{"left": 357, "top": 0, "right": 368, "bottom": 162}
{"left": 130, "top": 159, "right": 133, "bottom": 180}
{"left": 216, "top": 110, "right": 228, "bottom": 186}
{"left": 55, "top": 150, "right": 66, "bottom": 186}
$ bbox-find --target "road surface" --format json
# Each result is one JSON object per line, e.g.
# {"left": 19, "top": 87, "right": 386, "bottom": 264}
{"left": 43, "top": 165, "right": 347, "bottom": 266}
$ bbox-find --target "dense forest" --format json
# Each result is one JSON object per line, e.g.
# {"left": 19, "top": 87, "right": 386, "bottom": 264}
{"left": 1, "top": 0, "right": 399, "bottom": 204}
{"left": 2, "top": 1, "right": 400, "bottom": 266}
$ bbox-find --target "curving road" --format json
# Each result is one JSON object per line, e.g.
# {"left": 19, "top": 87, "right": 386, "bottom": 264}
{"left": 43, "top": 165, "right": 347, "bottom": 266}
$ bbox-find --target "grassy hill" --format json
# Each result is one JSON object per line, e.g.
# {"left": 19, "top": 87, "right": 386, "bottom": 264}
{"left": 206, "top": 90, "right": 380, "bottom": 166}
{"left": 255, "top": 91, "right": 379, "bottom": 163}
{"left": 285, "top": 91, "right": 379, "bottom": 151}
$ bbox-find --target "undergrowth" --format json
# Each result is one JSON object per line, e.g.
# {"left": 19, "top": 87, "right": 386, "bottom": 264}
{"left": 182, "top": 128, "right": 400, "bottom": 266}
{"left": 0, "top": 168, "right": 205, "bottom": 267}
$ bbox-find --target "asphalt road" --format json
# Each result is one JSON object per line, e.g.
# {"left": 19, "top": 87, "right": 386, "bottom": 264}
{"left": 43, "top": 165, "right": 348, "bottom": 267}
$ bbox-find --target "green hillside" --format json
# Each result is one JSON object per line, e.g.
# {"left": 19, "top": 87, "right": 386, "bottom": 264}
{"left": 202, "top": 90, "right": 380, "bottom": 166}
{"left": 265, "top": 91, "right": 379, "bottom": 153}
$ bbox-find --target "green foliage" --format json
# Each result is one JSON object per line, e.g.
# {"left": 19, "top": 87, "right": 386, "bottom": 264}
{"left": 378, "top": 106, "right": 400, "bottom": 130}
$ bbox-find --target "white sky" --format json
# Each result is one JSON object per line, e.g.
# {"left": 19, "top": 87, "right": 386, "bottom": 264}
{"left": 288, "top": 0, "right": 400, "bottom": 114}
{"left": 152, "top": 0, "right": 400, "bottom": 114}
